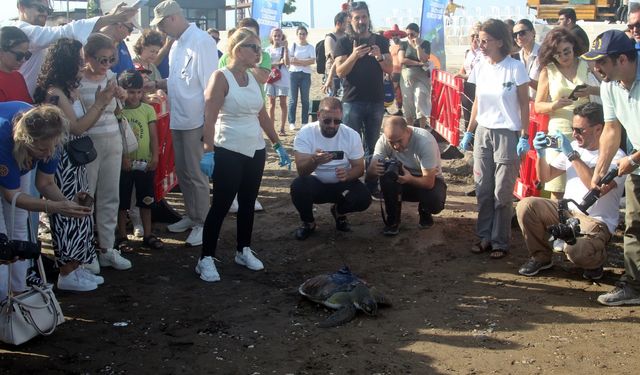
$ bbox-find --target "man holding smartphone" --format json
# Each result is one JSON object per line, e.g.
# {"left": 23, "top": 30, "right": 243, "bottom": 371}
{"left": 290, "top": 97, "right": 372, "bottom": 240}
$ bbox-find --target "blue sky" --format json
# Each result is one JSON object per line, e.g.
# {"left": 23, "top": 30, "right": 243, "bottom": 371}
{"left": 1, "top": 1, "right": 531, "bottom": 28}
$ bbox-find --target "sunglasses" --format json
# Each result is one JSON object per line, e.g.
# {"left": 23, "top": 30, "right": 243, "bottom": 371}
{"left": 241, "top": 43, "right": 262, "bottom": 53}
{"left": 6, "top": 49, "right": 32, "bottom": 62}
{"left": 512, "top": 29, "right": 530, "bottom": 38}
{"left": 407, "top": 32, "right": 418, "bottom": 38}
{"left": 96, "top": 56, "right": 117, "bottom": 66}
{"left": 628, "top": 22, "right": 640, "bottom": 31}
{"left": 120, "top": 23, "right": 134, "bottom": 33}
{"left": 322, "top": 118, "right": 341, "bottom": 125}
{"left": 571, "top": 126, "right": 591, "bottom": 135}
{"left": 29, "top": 3, "right": 53, "bottom": 15}
{"left": 553, "top": 47, "right": 573, "bottom": 60}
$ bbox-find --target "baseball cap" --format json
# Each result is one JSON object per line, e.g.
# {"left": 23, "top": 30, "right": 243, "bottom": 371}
{"left": 150, "top": 0, "right": 183, "bottom": 26}
{"left": 134, "top": 62, "right": 152, "bottom": 75}
{"left": 581, "top": 29, "right": 636, "bottom": 61}
{"left": 118, "top": 69, "right": 144, "bottom": 90}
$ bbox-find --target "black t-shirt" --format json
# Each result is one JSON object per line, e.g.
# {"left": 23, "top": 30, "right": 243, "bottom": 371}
{"left": 399, "top": 40, "right": 430, "bottom": 62}
{"left": 334, "top": 33, "right": 390, "bottom": 103}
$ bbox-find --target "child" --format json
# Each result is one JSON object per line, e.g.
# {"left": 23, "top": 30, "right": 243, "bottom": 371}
{"left": 116, "top": 69, "right": 163, "bottom": 249}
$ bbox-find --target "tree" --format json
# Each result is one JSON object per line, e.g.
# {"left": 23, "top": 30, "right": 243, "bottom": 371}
{"left": 87, "top": 0, "right": 100, "bottom": 17}
{"left": 283, "top": 0, "right": 296, "bottom": 14}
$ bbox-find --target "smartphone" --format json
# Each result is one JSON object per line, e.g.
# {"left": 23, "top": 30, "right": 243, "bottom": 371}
{"left": 567, "top": 84, "right": 587, "bottom": 101}
{"left": 326, "top": 151, "right": 344, "bottom": 160}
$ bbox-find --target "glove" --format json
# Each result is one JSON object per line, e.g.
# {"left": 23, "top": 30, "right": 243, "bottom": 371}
{"left": 273, "top": 143, "right": 292, "bottom": 170}
{"left": 459, "top": 131, "right": 473, "bottom": 151}
{"left": 200, "top": 151, "right": 214, "bottom": 177}
{"left": 517, "top": 136, "right": 530, "bottom": 157}
{"left": 532, "top": 131, "right": 547, "bottom": 156}
{"left": 555, "top": 130, "right": 573, "bottom": 156}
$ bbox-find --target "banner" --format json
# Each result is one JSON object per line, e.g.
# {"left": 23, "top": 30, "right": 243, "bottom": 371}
{"left": 251, "top": 0, "right": 286, "bottom": 46}
{"left": 420, "top": 0, "right": 446, "bottom": 70}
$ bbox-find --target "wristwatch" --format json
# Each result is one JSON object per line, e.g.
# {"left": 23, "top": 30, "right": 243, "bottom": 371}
{"left": 567, "top": 150, "right": 580, "bottom": 162}
{"left": 628, "top": 155, "right": 639, "bottom": 168}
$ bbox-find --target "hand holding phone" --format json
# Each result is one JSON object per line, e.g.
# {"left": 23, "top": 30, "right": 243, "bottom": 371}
{"left": 73, "top": 192, "right": 94, "bottom": 207}
{"left": 568, "top": 84, "right": 588, "bottom": 101}
{"left": 326, "top": 151, "right": 344, "bottom": 160}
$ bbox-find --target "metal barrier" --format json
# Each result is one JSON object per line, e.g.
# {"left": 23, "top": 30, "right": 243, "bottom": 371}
{"left": 430, "top": 69, "right": 465, "bottom": 146}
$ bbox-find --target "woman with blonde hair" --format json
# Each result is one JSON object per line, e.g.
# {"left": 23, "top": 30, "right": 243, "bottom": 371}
{"left": 197, "top": 27, "right": 291, "bottom": 282}
{"left": 0, "top": 103, "right": 91, "bottom": 300}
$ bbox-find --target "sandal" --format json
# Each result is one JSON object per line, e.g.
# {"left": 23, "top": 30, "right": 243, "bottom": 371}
{"left": 489, "top": 248, "right": 508, "bottom": 259}
{"left": 115, "top": 237, "right": 134, "bottom": 253}
{"left": 278, "top": 130, "right": 286, "bottom": 136}
{"left": 471, "top": 240, "right": 491, "bottom": 254}
{"left": 143, "top": 235, "right": 164, "bottom": 249}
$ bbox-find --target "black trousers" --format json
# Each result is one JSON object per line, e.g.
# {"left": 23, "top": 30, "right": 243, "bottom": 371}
{"left": 380, "top": 171, "right": 447, "bottom": 225}
{"left": 290, "top": 175, "right": 372, "bottom": 223}
{"left": 202, "top": 147, "right": 265, "bottom": 257}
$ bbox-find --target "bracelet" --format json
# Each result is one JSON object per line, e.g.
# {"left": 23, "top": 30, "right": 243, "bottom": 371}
{"left": 567, "top": 150, "right": 580, "bottom": 162}
{"left": 628, "top": 155, "right": 639, "bottom": 168}
{"left": 273, "top": 142, "right": 282, "bottom": 151}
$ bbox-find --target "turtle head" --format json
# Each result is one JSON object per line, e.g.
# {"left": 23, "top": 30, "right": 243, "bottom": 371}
{"left": 353, "top": 285, "right": 378, "bottom": 316}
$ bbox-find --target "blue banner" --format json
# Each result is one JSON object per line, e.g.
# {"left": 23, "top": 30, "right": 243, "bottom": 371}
{"left": 251, "top": 0, "right": 286, "bottom": 46}
{"left": 420, "top": 0, "right": 446, "bottom": 70}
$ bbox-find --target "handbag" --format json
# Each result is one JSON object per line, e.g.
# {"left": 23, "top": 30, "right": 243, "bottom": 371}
{"left": 266, "top": 47, "right": 285, "bottom": 84}
{"left": 0, "top": 193, "right": 64, "bottom": 345}
{"left": 116, "top": 99, "right": 139, "bottom": 155}
{"left": 65, "top": 136, "right": 97, "bottom": 167}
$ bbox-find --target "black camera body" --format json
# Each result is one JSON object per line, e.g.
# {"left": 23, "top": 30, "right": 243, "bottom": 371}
{"left": 547, "top": 168, "right": 619, "bottom": 245}
{"left": 0, "top": 233, "right": 41, "bottom": 261}
{"left": 383, "top": 158, "right": 404, "bottom": 181}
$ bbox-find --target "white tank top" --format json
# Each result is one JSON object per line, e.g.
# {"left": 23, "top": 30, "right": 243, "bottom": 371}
{"left": 214, "top": 68, "right": 266, "bottom": 157}
{"left": 78, "top": 71, "right": 119, "bottom": 135}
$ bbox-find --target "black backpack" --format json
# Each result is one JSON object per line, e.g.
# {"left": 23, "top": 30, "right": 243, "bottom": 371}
{"left": 316, "top": 33, "right": 336, "bottom": 74}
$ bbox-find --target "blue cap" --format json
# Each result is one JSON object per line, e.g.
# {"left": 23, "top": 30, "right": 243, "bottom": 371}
{"left": 582, "top": 29, "right": 635, "bottom": 61}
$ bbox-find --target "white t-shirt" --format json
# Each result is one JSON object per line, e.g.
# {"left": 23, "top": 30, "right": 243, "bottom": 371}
{"left": 288, "top": 43, "right": 315, "bottom": 74}
{"left": 372, "top": 127, "right": 443, "bottom": 178}
{"left": 294, "top": 122, "right": 364, "bottom": 184}
{"left": 266, "top": 45, "right": 290, "bottom": 88}
{"left": 550, "top": 141, "right": 626, "bottom": 233}
{"left": 519, "top": 43, "right": 540, "bottom": 99}
{"left": 468, "top": 56, "right": 529, "bottom": 131}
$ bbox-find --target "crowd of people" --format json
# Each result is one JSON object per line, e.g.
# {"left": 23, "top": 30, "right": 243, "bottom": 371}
{"left": 1, "top": 0, "right": 640, "bottom": 322}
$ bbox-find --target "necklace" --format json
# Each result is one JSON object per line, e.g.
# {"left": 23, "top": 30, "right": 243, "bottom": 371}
{"left": 228, "top": 66, "right": 248, "bottom": 86}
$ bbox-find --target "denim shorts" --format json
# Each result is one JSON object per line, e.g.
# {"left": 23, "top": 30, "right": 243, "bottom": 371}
{"left": 266, "top": 84, "right": 289, "bottom": 97}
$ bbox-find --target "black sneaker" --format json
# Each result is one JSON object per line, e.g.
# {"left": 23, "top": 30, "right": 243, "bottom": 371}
{"left": 418, "top": 211, "right": 434, "bottom": 228}
{"left": 295, "top": 222, "right": 316, "bottom": 240}
{"left": 383, "top": 223, "right": 399, "bottom": 236}
{"left": 518, "top": 258, "right": 553, "bottom": 276}
{"left": 330, "top": 205, "right": 350, "bottom": 232}
{"left": 371, "top": 190, "right": 383, "bottom": 201}
{"left": 582, "top": 266, "right": 604, "bottom": 280}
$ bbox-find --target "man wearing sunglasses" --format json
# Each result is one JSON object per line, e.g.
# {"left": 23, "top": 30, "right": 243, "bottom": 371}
{"left": 13, "top": 0, "right": 138, "bottom": 95}
{"left": 100, "top": 20, "right": 138, "bottom": 74}
{"left": 516, "top": 103, "right": 625, "bottom": 281}
{"left": 626, "top": 2, "right": 640, "bottom": 46}
{"left": 366, "top": 116, "right": 446, "bottom": 236}
{"left": 290, "top": 97, "right": 371, "bottom": 240}
{"left": 583, "top": 30, "right": 640, "bottom": 306}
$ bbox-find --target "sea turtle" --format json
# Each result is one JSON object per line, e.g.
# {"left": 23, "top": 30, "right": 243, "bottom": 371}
{"left": 298, "top": 267, "right": 391, "bottom": 327}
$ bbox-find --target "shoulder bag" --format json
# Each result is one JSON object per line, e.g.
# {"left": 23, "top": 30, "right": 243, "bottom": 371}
{"left": 0, "top": 193, "right": 64, "bottom": 345}
{"left": 116, "top": 99, "right": 139, "bottom": 155}
{"left": 65, "top": 99, "right": 97, "bottom": 166}
{"left": 267, "top": 47, "right": 285, "bottom": 84}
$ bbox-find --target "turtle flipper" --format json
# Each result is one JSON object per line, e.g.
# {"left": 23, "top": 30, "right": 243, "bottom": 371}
{"left": 319, "top": 304, "right": 357, "bottom": 328}
{"left": 371, "top": 287, "right": 392, "bottom": 306}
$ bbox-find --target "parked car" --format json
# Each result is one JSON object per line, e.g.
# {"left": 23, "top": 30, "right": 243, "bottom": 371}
{"left": 281, "top": 20, "right": 309, "bottom": 28}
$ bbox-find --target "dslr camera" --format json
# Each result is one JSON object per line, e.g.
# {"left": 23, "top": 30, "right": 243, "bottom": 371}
{"left": 383, "top": 158, "right": 404, "bottom": 181}
{"left": 0, "top": 233, "right": 41, "bottom": 261}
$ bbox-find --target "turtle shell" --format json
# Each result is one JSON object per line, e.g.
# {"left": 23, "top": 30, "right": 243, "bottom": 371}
{"left": 298, "top": 267, "right": 369, "bottom": 306}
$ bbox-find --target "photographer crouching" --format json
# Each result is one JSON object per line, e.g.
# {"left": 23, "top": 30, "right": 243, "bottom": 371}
{"left": 366, "top": 116, "right": 446, "bottom": 236}
{"left": 516, "top": 103, "right": 626, "bottom": 279}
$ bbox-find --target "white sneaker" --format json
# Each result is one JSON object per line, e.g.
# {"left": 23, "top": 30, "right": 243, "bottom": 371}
{"left": 235, "top": 247, "right": 264, "bottom": 271}
{"left": 195, "top": 256, "right": 220, "bottom": 282}
{"left": 77, "top": 267, "right": 104, "bottom": 285}
{"left": 553, "top": 239, "right": 566, "bottom": 253}
{"left": 98, "top": 248, "right": 132, "bottom": 270}
{"left": 133, "top": 224, "right": 144, "bottom": 238}
{"left": 254, "top": 199, "right": 263, "bottom": 211}
{"left": 186, "top": 225, "right": 203, "bottom": 246}
{"left": 167, "top": 217, "right": 194, "bottom": 233}
{"left": 289, "top": 123, "right": 296, "bottom": 130}
{"left": 84, "top": 258, "right": 100, "bottom": 275}
{"left": 57, "top": 269, "right": 97, "bottom": 292}
{"left": 229, "top": 198, "right": 239, "bottom": 213}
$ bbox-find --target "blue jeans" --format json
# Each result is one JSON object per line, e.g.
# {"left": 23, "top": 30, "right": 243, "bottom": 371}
{"left": 288, "top": 71, "right": 311, "bottom": 125}
{"left": 342, "top": 101, "right": 385, "bottom": 157}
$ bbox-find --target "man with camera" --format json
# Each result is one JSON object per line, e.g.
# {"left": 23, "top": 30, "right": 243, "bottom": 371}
{"left": 366, "top": 116, "right": 447, "bottom": 236}
{"left": 516, "top": 103, "right": 626, "bottom": 279}
{"left": 290, "top": 97, "right": 372, "bottom": 240}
